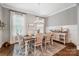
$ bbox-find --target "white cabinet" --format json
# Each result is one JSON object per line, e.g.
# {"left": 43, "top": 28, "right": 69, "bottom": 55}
{"left": 54, "top": 32, "right": 68, "bottom": 45}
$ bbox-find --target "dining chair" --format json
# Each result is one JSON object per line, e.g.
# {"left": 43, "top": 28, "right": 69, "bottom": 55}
{"left": 51, "top": 32, "right": 56, "bottom": 45}
{"left": 17, "top": 34, "right": 25, "bottom": 55}
{"left": 25, "top": 41, "right": 29, "bottom": 56}
{"left": 45, "top": 32, "right": 52, "bottom": 50}
{"left": 33, "top": 33, "right": 43, "bottom": 55}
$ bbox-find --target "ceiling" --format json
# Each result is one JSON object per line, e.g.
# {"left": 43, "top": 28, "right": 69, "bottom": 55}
{"left": 0, "top": 3, "right": 77, "bottom": 17}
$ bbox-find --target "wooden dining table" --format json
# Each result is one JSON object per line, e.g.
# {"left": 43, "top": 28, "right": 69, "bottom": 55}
{"left": 24, "top": 35, "right": 35, "bottom": 42}
{"left": 23, "top": 33, "right": 53, "bottom": 55}
{"left": 23, "top": 33, "right": 53, "bottom": 45}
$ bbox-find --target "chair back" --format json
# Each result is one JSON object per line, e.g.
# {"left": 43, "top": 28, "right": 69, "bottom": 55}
{"left": 51, "top": 32, "right": 56, "bottom": 40}
{"left": 35, "top": 33, "right": 43, "bottom": 45}
{"left": 17, "top": 34, "right": 24, "bottom": 48}
{"left": 45, "top": 32, "right": 52, "bottom": 42}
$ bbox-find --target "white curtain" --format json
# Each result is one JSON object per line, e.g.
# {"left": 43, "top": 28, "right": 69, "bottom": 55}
{"left": 10, "top": 11, "right": 26, "bottom": 44}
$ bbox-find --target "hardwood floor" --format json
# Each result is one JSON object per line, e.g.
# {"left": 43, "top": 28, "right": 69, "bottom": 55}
{"left": 54, "top": 42, "right": 79, "bottom": 56}
{"left": 0, "top": 42, "right": 79, "bottom": 56}
{"left": 0, "top": 44, "right": 14, "bottom": 56}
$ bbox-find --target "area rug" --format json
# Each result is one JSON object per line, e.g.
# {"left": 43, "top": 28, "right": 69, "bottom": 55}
{"left": 33, "top": 42, "right": 66, "bottom": 56}
{"left": 13, "top": 42, "right": 66, "bottom": 56}
{"left": 44, "top": 42, "right": 66, "bottom": 56}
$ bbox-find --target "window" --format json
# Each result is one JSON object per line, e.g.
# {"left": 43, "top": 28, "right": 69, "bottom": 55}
{"left": 10, "top": 11, "right": 26, "bottom": 36}
{"left": 34, "top": 17, "right": 45, "bottom": 33}
{"left": 27, "top": 17, "right": 45, "bottom": 34}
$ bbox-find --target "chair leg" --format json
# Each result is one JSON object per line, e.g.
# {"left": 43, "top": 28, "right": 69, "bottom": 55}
{"left": 40, "top": 45, "right": 43, "bottom": 55}
{"left": 45, "top": 43, "right": 46, "bottom": 50}
{"left": 49, "top": 42, "right": 51, "bottom": 48}
{"left": 25, "top": 45, "right": 28, "bottom": 56}
{"left": 34, "top": 46, "right": 36, "bottom": 56}
{"left": 51, "top": 39, "right": 53, "bottom": 46}
{"left": 45, "top": 43, "right": 47, "bottom": 52}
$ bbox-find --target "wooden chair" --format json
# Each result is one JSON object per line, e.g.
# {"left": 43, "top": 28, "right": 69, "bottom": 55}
{"left": 17, "top": 34, "right": 25, "bottom": 55}
{"left": 51, "top": 32, "right": 56, "bottom": 45}
{"left": 25, "top": 41, "right": 29, "bottom": 56}
{"left": 33, "top": 33, "right": 43, "bottom": 55}
{"left": 45, "top": 32, "right": 52, "bottom": 49}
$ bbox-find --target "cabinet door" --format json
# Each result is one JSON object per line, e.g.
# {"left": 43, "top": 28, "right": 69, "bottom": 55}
{"left": 54, "top": 33, "right": 60, "bottom": 41}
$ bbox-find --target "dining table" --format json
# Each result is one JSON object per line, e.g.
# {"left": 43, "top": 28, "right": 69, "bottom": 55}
{"left": 23, "top": 33, "right": 53, "bottom": 55}
{"left": 23, "top": 33, "right": 53, "bottom": 46}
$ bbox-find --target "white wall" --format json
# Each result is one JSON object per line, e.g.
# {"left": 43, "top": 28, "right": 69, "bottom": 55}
{"left": 47, "top": 7, "right": 77, "bottom": 26}
{"left": 47, "top": 6, "right": 78, "bottom": 46}
{"left": 0, "top": 6, "right": 10, "bottom": 48}
{"left": 2, "top": 7, "right": 10, "bottom": 43}
{"left": 0, "top": 6, "right": 3, "bottom": 48}
{"left": 77, "top": 5, "right": 79, "bottom": 50}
